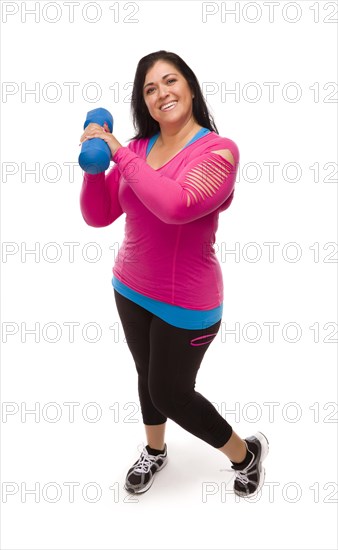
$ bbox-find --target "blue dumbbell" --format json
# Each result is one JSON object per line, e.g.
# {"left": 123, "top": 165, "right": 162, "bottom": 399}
{"left": 79, "top": 107, "right": 114, "bottom": 174}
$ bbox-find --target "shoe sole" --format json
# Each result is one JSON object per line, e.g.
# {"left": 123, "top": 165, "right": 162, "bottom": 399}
{"left": 124, "top": 456, "right": 168, "bottom": 494}
{"left": 234, "top": 431, "right": 269, "bottom": 499}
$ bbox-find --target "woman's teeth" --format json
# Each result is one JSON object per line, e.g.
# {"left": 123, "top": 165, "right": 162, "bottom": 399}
{"left": 161, "top": 101, "right": 177, "bottom": 111}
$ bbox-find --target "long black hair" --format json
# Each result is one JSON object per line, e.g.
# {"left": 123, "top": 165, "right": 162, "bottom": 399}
{"left": 127, "top": 50, "right": 219, "bottom": 141}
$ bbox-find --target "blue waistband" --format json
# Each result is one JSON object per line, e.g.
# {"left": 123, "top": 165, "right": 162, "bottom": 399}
{"left": 112, "top": 276, "right": 223, "bottom": 330}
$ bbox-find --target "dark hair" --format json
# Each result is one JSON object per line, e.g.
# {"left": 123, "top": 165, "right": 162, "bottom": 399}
{"left": 127, "top": 50, "right": 219, "bottom": 141}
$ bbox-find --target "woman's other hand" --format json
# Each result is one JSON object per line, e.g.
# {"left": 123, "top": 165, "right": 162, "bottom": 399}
{"left": 79, "top": 122, "right": 122, "bottom": 157}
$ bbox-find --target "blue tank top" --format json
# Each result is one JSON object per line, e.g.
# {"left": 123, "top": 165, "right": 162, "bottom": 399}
{"left": 112, "top": 127, "right": 223, "bottom": 329}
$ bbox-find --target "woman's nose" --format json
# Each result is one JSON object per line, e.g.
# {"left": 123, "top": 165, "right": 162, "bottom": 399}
{"left": 158, "top": 87, "right": 170, "bottom": 98}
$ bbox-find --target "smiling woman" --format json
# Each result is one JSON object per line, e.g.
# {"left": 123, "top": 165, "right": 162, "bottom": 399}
{"left": 79, "top": 49, "right": 269, "bottom": 498}
{"left": 140, "top": 61, "right": 202, "bottom": 146}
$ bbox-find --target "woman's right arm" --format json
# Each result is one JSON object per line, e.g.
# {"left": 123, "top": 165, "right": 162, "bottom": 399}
{"left": 79, "top": 163, "right": 124, "bottom": 227}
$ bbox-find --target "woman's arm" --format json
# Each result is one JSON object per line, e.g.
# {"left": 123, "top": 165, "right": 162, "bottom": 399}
{"left": 111, "top": 145, "right": 238, "bottom": 224}
{"left": 79, "top": 163, "right": 124, "bottom": 227}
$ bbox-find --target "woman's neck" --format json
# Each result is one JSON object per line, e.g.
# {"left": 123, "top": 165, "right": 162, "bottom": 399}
{"left": 157, "top": 120, "right": 203, "bottom": 149}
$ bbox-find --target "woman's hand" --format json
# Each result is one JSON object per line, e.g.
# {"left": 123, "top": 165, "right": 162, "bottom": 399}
{"left": 79, "top": 122, "right": 122, "bottom": 157}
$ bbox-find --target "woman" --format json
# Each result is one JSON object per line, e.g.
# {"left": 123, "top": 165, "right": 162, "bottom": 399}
{"left": 79, "top": 50, "right": 269, "bottom": 497}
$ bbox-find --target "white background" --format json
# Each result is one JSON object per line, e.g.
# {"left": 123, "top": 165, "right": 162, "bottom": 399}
{"left": 1, "top": 1, "right": 337, "bottom": 549}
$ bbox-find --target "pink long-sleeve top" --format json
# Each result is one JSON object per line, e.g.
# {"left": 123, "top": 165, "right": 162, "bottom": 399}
{"left": 80, "top": 128, "right": 239, "bottom": 328}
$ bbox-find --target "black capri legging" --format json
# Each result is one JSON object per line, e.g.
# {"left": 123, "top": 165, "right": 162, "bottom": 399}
{"left": 114, "top": 289, "right": 233, "bottom": 449}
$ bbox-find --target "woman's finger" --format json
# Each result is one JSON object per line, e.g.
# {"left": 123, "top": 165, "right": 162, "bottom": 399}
{"left": 80, "top": 129, "right": 104, "bottom": 143}
{"left": 79, "top": 122, "right": 110, "bottom": 144}
{"left": 80, "top": 129, "right": 97, "bottom": 142}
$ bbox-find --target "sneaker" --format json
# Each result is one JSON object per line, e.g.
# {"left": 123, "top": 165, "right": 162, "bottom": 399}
{"left": 220, "top": 431, "right": 269, "bottom": 499}
{"left": 232, "top": 431, "right": 269, "bottom": 498}
{"left": 124, "top": 443, "right": 168, "bottom": 494}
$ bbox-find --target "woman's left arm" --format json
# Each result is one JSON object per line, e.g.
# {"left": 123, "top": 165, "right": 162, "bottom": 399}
{"left": 112, "top": 146, "right": 239, "bottom": 224}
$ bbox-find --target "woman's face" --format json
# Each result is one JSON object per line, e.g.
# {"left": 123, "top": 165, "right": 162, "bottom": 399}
{"left": 142, "top": 60, "right": 195, "bottom": 130}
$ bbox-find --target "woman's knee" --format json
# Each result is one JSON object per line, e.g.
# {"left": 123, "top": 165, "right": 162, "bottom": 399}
{"left": 148, "top": 380, "right": 169, "bottom": 414}
{"left": 148, "top": 378, "right": 190, "bottom": 418}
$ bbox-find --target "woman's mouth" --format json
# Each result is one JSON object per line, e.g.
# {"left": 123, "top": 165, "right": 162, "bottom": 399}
{"left": 160, "top": 101, "right": 178, "bottom": 112}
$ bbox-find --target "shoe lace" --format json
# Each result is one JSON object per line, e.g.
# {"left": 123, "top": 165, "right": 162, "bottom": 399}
{"left": 219, "top": 443, "right": 254, "bottom": 486}
{"left": 133, "top": 443, "right": 158, "bottom": 474}
{"left": 219, "top": 466, "right": 250, "bottom": 486}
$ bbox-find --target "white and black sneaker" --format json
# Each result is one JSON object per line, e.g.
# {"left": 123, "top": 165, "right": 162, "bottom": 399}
{"left": 232, "top": 432, "right": 269, "bottom": 498}
{"left": 221, "top": 431, "right": 269, "bottom": 498}
{"left": 124, "top": 443, "right": 168, "bottom": 494}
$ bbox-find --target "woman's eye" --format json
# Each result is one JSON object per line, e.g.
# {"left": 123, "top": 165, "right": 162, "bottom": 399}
{"left": 146, "top": 79, "right": 177, "bottom": 94}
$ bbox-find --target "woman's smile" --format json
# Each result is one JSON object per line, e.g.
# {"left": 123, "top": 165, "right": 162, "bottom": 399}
{"left": 160, "top": 101, "right": 178, "bottom": 112}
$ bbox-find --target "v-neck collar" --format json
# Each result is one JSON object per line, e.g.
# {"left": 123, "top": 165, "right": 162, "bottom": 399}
{"left": 146, "top": 127, "right": 212, "bottom": 171}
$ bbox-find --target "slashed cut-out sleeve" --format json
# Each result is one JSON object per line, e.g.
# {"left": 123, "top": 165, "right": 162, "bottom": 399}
{"left": 112, "top": 146, "right": 238, "bottom": 224}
